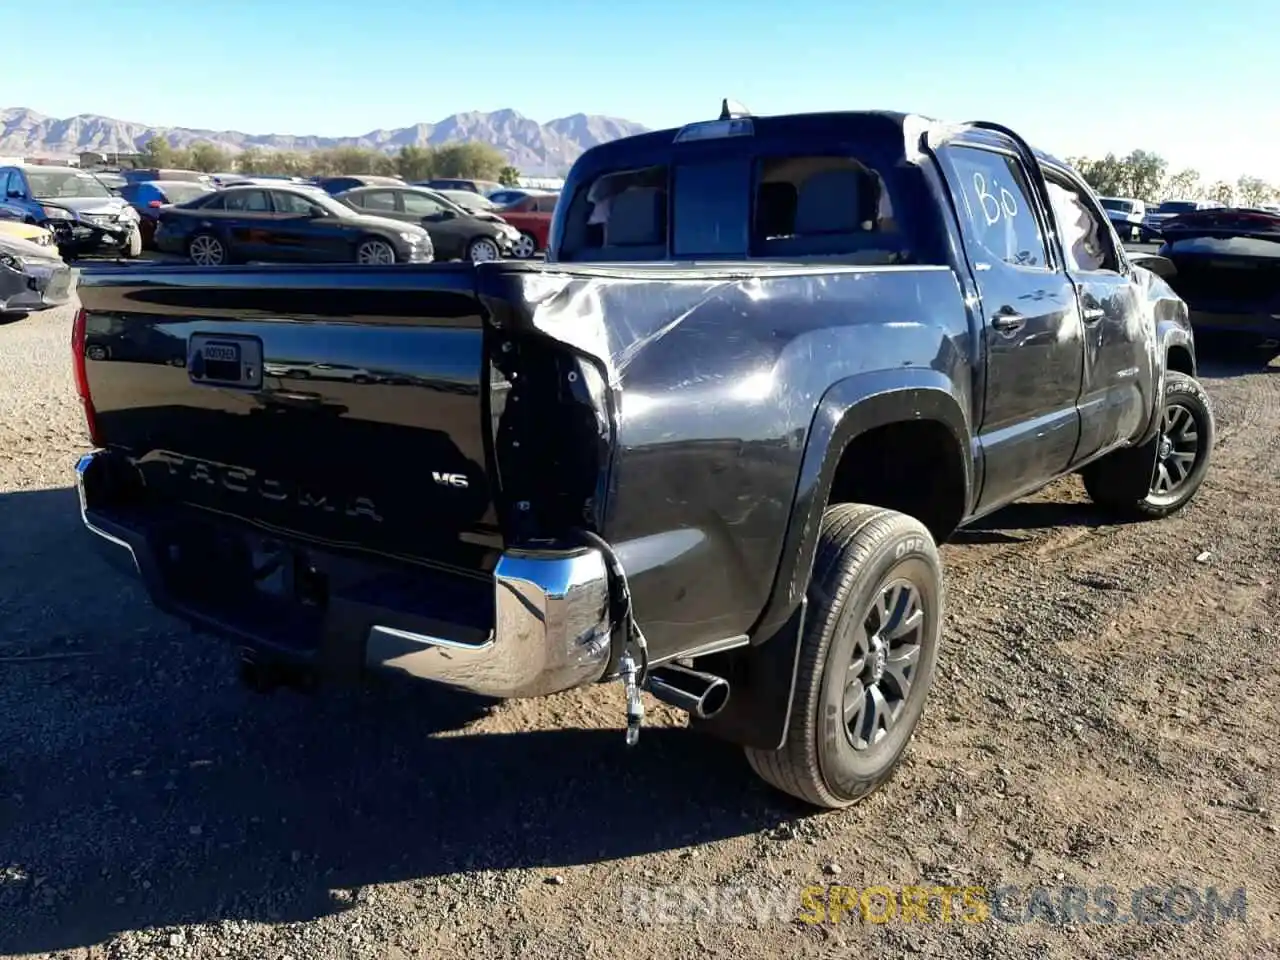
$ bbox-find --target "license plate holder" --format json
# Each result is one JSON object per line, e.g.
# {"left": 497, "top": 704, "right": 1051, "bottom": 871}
{"left": 188, "top": 333, "right": 262, "bottom": 388}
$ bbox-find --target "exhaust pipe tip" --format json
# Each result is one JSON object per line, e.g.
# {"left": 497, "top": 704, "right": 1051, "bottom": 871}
{"left": 647, "top": 663, "right": 731, "bottom": 720}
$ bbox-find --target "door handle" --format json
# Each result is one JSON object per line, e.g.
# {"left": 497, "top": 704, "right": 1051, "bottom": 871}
{"left": 990, "top": 310, "right": 1026, "bottom": 334}
{"left": 1082, "top": 306, "right": 1106, "bottom": 324}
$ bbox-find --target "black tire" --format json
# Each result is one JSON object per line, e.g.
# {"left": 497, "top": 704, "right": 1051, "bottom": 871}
{"left": 1081, "top": 371, "right": 1214, "bottom": 518}
{"left": 745, "top": 504, "right": 943, "bottom": 809}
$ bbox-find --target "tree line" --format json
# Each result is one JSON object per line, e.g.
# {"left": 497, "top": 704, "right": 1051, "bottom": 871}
{"left": 1065, "top": 149, "right": 1277, "bottom": 208}
{"left": 139, "top": 137, "right": 522, "bottom": 185}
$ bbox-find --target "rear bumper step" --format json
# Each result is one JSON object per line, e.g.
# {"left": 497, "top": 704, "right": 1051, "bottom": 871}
{"left": 76, "top": 450, "right": 613, "bottom": 699}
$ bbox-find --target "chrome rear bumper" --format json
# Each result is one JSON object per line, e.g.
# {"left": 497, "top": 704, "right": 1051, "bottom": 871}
{"left": 364, "top": 550, "right": 611, "bottom": 697}
{"left": 75, "top": 450, "right": 612, "bottom": 699}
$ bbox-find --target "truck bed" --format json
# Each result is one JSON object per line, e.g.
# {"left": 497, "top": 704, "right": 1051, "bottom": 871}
{"left": 75, "top": 257, "right": 971, "bottom": 665}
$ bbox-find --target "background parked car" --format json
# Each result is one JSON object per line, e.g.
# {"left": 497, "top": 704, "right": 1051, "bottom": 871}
{"left": 494, "top": 189, "right": 558, "bottom": 258}
{"left": 121, "top": 168, "right": 215, "bottom": 188}
{"left": 0, "top": 218, "right": 59, "bottom": 250}
{"left": 433, "top": 189, "right": 501, "bottom": 214}
{"left": 337, "top": 185, "right": 520, "bottom": 261}
{"left": 486, "top": 187, "right": 558, "bottom": 207}
{"left": 1098, "top": 196, "right": 1147, "bottom": 241}
{"left": 311, "top": 175, "right": 404, "bottom": 195}
{"left": 215, "top": 175, "right": 310, "bottom": 188}
{"left": 118, "top": 179, "right": 216, "bottom": 248}
{"left": 422, "top": 178, "right": 503, "bottom": 196}
{"left": 1143, "top": 199, "right": 1220, "bottom": 240}
{"left": 0, "top": 230, "right": 74, "bottom": 315}
{"left": 93, "top": 172, "right": 128, "bottom": 194}
{"left": 154, "top": 183, "right": 433, "bottom": 266}
{"left": 1156, "top": 206, "right": 1280, "bottom": 361}
{"left": 0, "top": 164, "right": 142, "bottom": 257}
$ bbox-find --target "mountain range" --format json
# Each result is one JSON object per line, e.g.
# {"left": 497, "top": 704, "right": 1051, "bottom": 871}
{"left": 0, "top": 107, "right": 651, "bottom": 176}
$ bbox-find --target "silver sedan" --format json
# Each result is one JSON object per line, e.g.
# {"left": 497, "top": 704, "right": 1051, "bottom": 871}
{"left": 0, "top": 234, "right": 74, "bottom": 314}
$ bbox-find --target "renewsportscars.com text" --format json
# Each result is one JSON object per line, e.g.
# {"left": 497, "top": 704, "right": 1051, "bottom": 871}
{"left": 620, "top": 883, "right": 1248, "bottom": 926}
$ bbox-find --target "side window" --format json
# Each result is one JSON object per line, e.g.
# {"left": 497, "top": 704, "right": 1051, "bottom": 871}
{"left": 272, "top": 191, "right": 320, "bottom": 216}
{"left": 1044, "top": 174, "right": 1119, "bottom": 273}
{"left": 401, "top": 192, "right": 444, "bottom": 216}
{"left": 224, "top": 190, "right": 270, "bottom": 212}
{"left": 357, "top": 190, "right": 398, "bottom": 212}
{"left": 946, "top": 147, "right": 1048, "bottom": 269}
{"left": 560, "top": 164, "right": 668, "bottom": 260}
{"left": 197, "top": 192, "right": 225, "bottom": 210}
{"left": 3, "top": 170, "right": 17, "bottom": 196}
{"left": 751, "top": 155, "right": 904, "bottom": 260}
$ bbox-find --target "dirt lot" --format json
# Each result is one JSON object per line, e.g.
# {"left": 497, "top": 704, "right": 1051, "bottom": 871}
{"left": 1, "top": 302, "right": 1277, "bottom": 959}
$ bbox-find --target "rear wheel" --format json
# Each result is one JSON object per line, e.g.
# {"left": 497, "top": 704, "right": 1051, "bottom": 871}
{"left": 188, "top": 233, "right": 226, "bottom": 266}
{"left": 1081, "top": 371, "right": 1215, "bottom": 518}
{"left": 744, "top": 504, "right": 943, "bottom": 809}
{"left": 355, "top": 238, "right": 397, "bottom": 265}
{"left": 511, "top": 232, "right": 538, "bottom": 259}
{"left": 466, "top": 236, "right": 501, "bottom": 262}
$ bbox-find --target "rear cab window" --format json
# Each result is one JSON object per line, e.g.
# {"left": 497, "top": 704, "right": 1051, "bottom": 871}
{"left": 554, "top": 115, "right": 940, "bottom": 265}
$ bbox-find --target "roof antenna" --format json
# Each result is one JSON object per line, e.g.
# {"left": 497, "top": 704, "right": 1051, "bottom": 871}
{"left": 720, "top": 98, "right": 751, "bottom": 120}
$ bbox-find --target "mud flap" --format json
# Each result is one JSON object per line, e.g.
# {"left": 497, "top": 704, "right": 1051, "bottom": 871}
{"left": 1081, "top": 430, "right": 1160, "bottom": 501}
{"left": 689, "top": 600, "right": 805, "bottom": 750}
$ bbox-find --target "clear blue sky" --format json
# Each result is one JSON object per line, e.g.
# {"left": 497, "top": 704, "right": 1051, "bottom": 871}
{"left": 10, "top": 0, "right": 1277, "bottom": 182}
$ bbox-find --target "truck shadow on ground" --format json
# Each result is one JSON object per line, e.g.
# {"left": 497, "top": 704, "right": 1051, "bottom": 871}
{"left": 961, "top": 500, "right": 1118, "bottom": 537}
{"left": 0, "top": 486, "right": 800, "bottom": 955}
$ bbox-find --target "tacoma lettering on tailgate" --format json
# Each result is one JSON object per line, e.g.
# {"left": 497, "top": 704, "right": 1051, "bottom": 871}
{"left": 142, "top": 450, "right": 384, "bottom": 523}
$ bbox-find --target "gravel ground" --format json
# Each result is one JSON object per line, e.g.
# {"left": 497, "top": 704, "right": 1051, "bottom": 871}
{"left": 1, "top": 299, "right": 1278, "bottom": 959}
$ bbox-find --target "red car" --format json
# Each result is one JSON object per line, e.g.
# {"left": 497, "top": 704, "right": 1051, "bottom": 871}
{"left": 495, "top": 191, "right": 558, "bottom": 259}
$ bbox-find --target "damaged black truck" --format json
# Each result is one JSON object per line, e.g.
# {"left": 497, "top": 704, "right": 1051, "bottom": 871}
{"left": 72, "top": 107, "right": 1213, "bottom": 808}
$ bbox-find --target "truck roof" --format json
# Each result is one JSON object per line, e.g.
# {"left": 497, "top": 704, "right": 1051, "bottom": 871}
{"left": 574, "top": 109, "right": 1069, "bottom": 177}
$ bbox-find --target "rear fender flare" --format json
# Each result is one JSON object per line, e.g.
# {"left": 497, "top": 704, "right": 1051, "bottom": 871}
{"left": 1136, "top": 317, "right": 1197, "bottom": 446}
{"left": 694, "top": 369, "right": 972, "bottom": 751}
{"left": 754, "top": 367, "right": 973, "bottom": 640}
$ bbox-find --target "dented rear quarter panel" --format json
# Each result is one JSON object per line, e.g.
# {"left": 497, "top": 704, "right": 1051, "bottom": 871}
{"left": 481, "top": 262, "right": 976, "bottom": 662}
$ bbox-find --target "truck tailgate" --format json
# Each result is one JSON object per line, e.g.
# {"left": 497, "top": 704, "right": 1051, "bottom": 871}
{"left": 76, "top": 264, "right": 502, "bottom": 575}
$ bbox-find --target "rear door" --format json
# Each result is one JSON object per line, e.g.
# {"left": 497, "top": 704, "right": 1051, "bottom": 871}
{"left": 935, "top": 136, "right": 1086, "bottom": 513}
{"left": 1042, "top": 167, "right": 1155, "bottom": 462}
{"left": 222, "top": 189, "right": 275, "bottom": 260}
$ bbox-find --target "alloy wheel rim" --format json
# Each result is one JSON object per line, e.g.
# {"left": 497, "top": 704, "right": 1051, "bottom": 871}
{"left": 471, "top": 239, "right": 499, "bottom": 262}
{"left": 357, "top": 241, "right": 395, "bottom": 265}
{"left": 1150, "top": 401, "right": 1199, "bottom": 496}
{"left": 190, "top": 236, "right": 223, "bottom": 265}
{"left": 513, "top": 235, "right": 536, "bottom": 258}
{"left": 842, "top": 578, "right": 925, "bottom": 751}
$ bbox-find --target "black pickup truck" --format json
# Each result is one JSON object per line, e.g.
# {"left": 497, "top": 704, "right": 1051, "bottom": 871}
{"left": 71, "top": 106, "right": 1213, "bottom": 809}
